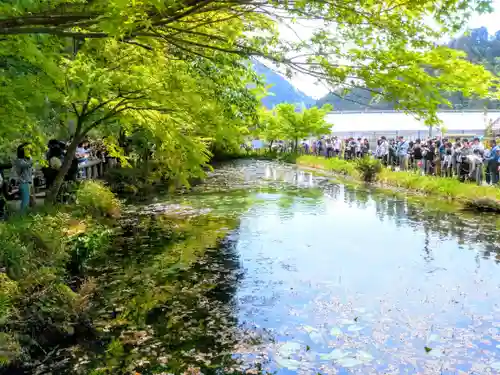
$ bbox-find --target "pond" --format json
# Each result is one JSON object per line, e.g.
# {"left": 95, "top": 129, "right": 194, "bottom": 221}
{"left": 50, "top": 160, "right": 500, "bottom": 374}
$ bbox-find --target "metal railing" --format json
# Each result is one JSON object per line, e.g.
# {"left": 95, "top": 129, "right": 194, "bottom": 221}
{"left": 77, "top": 159, "right": 108, "bottom": 179}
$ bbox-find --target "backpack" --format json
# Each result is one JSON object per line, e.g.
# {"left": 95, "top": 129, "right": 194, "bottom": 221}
{"left": 413, "top": 145, "right": 422, "bottom": 159}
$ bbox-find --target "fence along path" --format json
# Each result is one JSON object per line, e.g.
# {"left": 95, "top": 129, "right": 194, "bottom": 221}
{"left": 3, "top": 158, "right": 112, "bottom": 210}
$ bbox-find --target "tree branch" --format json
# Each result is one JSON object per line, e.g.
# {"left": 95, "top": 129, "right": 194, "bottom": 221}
{"left": 71, "top": 103, "right": 80, "bottom": 117}
{"left": 80, "top": 88, "right": 93, "bottom": 117}
{"left": 83, "top": 105, "right": 129, "bottom": 134}
{"left": 0, "top": 13, "right": 99, "bottom": 29}
{"left": 123, "top": 40, "right": 153, "bottom": 51}
{"left": 163, "top": 26, "right": 230, "bottom": 43}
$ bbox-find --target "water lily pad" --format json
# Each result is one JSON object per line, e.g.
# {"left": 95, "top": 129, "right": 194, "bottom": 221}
{"left": 319, "top": 349, "right": 348, "bottom": 361}
{"left": 278, "top": 341, "right": 301, "bottom": 357}
{"left": 330, "top": 327, "right": 343, "bottom": 336}
{"left": 427, "top": 333, "right": 440, "bottom": 343}
{"left": 357, "top": 350, "right": 374, "bottom": 362}
{"left": 309, "top": 330, "right": 325, "bottom": 344}
{"left": 337, "top": 357, "right": 364, "bottom": 368}
{"left": 275, "top": 356, "right": 301, "bottom": 370}
{"left": 347, "top": 324, "right": 364, "bottom": 332}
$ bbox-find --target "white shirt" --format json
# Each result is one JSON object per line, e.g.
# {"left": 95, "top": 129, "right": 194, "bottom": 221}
{"left": 333, "top": 139, "right": 341, "bottom": 150}
{"left": 471, "top": 143, "right": 484, "bottom": 153}
{"left": 76, "top": 147, "right": 86, "bottom": 154}
{"left": 379, "top": 141, "right": 389, "bottom": 156}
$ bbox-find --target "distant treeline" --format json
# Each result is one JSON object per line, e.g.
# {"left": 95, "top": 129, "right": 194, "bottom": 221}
{"left": 317, "top": 27, "right": 500, "bottom": 111}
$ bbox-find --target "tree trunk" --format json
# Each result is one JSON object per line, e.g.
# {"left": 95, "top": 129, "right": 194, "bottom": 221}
{"left": 46, "top": 136, "right": 81, "bottom": 203}
{"left": 294, "top": 138, "right": 298, "bottom": 153}
{"left": 268, "top": 140, "right": 274, "bottom": 151}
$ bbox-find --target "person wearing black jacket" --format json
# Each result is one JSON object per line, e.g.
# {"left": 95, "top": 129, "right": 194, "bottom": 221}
{"left": 0, "top": 162, "right": 12, "bottom": 219}
{"left": 412, "top": 139, "right": 424, "bottom": 174}
{"left": 43, "top": 140, "right": 66, "bottom": 189}
{"left": 424, "top": 140, "right": 435, "bottom": 175}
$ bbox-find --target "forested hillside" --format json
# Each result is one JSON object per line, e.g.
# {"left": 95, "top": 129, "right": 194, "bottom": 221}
{"left": 253, "top": 61, "right": 315, "bottom": 108}
{"left": 316, "top": 27, "right": 500, "bottom": 111}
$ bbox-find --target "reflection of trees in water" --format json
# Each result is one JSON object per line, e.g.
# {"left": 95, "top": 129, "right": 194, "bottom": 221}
{"left": 263, "top": 164, "right": 499, "bottom": 262}
{"left": 52, "top": 214, "right": 255, "bottom": 375}
{"left": 343, "top": 187, "right": 370, "bottom": 210}
{"left": 265, "top": 165, "right": 317, "bottom": 189}
{"left": 323, "top": 183, "right": 341, "bottom": 200}
{"left": 142, "top": 234, "right": 246, "bottom": 374}
{"left": 260, "top": 165, "right": 324, "bottom": 221}
{"left": 341, "top": 186, "right": 500, "bottom": 262}
{"left": 422, "top": 227, "right": 434, "bottom": 263}
{"left": 262, "top": 162, "right": 499, "bottom": 264}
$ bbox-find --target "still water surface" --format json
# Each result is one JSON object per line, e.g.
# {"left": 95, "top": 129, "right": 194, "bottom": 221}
{"left": 160, "top": 160, "right": 500, "bottom": 374}
{"left": 43, "top": 160, "right": 500, "bottom": 374}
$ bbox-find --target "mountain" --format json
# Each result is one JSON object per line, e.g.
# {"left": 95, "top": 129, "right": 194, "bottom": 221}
{"left": 253, "top": 61, "right": 315, "bottom": 108}
{"left": 316, "top": 27, "right": 500, "bottom": 111}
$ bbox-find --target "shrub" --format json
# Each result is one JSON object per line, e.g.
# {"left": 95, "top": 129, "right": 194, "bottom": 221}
{"left": 276, "top": 152, "right": 298, "bottom": 163}
{"left": 15, "top": 267, "right": 80, "bottom": 339}
{"left": 0, "top": 209, "right": 110, "bottom": 366}
{"left": 297, "top": 155, "right": 357, "bottom": 176}
{"left": 355, "top": 157, "right": 382, "bottom": 182}
{"left": 0, "top": 332, "right": 21, "bottom": 366}
{"left": 0, "top": 274, "right": 18, "bottom": 326}
{"left": 68, "top": 225, "right": 112, "bottom": 275}
{"left": 76, "top": 181, "right": 121, "bottom": 218}
{"left": 0, "top": 212, "right": 73, "bottom": 280}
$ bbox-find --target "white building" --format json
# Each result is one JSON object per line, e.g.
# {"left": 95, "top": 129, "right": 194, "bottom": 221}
{"left": 326, "top": 111, "right": 500, "bottom": 140}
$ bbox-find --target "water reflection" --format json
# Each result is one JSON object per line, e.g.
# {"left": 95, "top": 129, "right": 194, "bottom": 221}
{"left": 264, "top": 164, "right": 316, "bottom": 189}
{"left": 222, "top": 161, "right": 500, "bottom": 374}
{"left": 47, "top": 160, "right": 500, "bottom": 374}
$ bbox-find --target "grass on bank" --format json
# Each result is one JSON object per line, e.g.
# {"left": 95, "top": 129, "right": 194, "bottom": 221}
{"left": 0, "top": 179, "right": 248, "bottom": 373}
{"left": 0, "top": 180, "right": 121, "bottom": 367}
{"left": 296, "top": 155, "right": 500, "bottom": 207}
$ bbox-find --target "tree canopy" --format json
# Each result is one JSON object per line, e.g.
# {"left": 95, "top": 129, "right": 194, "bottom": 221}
{"left": 317, "top": 26, "right": 500, "bottom": 111}
{"left": 1, "top": 1, "right": 498, "bottom": 120}
{"left": 257, "top": 104, "right": 332, "bottom": 149}
{"left": 0, "top": 0, "right": 499, "bottom": 196}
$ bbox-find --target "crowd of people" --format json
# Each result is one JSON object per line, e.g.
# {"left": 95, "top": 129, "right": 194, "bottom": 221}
{"left": 0, "top": 138, "right": 110, "bottom": 217}
{"left": 300, "top": 135, "right": 500, "bottom": 185}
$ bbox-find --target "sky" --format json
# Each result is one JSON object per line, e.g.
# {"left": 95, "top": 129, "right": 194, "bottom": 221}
{"left": 286, "top": 1, "right": 500, "bottom": 99}
{"left": 469, "top": 0, "right": 500, "bottom": 32}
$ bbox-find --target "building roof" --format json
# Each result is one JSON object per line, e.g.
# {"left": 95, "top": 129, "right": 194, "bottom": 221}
{"left": 326, "top": 111, "right": 500, "bottom": 133}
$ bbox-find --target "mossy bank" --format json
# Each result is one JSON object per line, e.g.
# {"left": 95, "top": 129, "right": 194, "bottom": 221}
{"left": 0, "top": 180, "right": 243, "bottom": 374}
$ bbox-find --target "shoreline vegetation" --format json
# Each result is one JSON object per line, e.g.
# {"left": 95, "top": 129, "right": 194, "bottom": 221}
{"left": 0, "top": 179, "right": 242, "bottom": 374}
{"left": 293, "top": 154, "right": 500, "bottom": 212}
